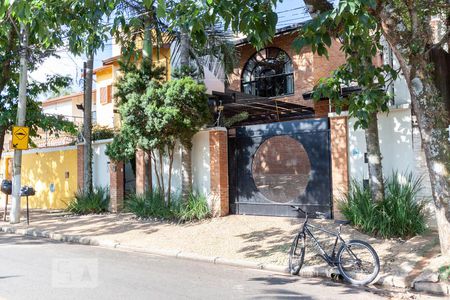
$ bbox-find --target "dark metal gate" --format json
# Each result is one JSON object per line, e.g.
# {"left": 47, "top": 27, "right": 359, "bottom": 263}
{"left": 229, "top": 118, "right": 332, "bottom": 217}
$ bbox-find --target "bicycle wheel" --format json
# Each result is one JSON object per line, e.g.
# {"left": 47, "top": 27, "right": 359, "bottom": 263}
{"left": 337, "top": 240, "right": 380, "bottom": 285}
{"left": 288, "top": 233, "right": 305, "bottom": 275}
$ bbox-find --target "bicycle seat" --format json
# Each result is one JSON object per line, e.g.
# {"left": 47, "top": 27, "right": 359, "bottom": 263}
{"left": 334, "top": 220, "right": 351, "bottom": 225}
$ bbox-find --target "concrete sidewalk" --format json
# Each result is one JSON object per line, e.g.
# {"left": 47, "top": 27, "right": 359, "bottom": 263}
{"left": 0, "top": 210, "right": 448, "bottom": 294}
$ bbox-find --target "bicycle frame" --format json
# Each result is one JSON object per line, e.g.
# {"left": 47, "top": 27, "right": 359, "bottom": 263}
{"left": 299, "top": 219, "right": 347, "bottom": 267}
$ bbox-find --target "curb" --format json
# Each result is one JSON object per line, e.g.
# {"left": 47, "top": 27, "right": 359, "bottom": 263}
{"left": 1, "top": 226, "right": 447, "bottom": 295}
{"left": 413, "top": 281, "right": 450, "bottom": 295}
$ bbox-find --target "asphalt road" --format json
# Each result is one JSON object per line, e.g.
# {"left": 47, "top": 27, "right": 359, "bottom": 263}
{"left": 0, "top": 234, "right": 395, "bottom": 300}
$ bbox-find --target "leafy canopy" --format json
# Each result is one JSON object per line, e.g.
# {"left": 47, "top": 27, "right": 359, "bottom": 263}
{"left": 293, "top": 0, "right": 398, "bottom": 129}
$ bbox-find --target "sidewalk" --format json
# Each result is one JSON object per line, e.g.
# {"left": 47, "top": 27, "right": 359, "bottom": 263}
{"left": 0, "top": 210, "right": 448, "bottom": 294}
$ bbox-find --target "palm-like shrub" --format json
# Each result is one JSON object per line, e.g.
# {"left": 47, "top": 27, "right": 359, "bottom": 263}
{"left": 125, "top": 190, "right": 210, "bottom": 222}
{"left": 175, "top": 192, "right": 210, "bottom": 222}
{"left": 67, "top": 187, "right": 109, "bottom": 214}
{"left": 340, "top": 172, "right": 427, "bottom": 239}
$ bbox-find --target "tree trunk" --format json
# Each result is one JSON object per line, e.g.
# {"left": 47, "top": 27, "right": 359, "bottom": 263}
{"left": 409, "top": 73, "right": 450, "bottom": 255}
{"left": 0, "top": 126, "right": 7, "bottom": 162}
{"left": 365, "top": 112, "right": 385, "bottom": 202}
{"left": 181, "top": 145, "right": 192, "bottom": 201}
{"left": 83, "top": 52, "right": 94, "bottom": 193}
{"left": 179, "top": 28, "right": 193, "bottom": 201}
{"left": 167, "top": 146, "right": 174, "bottom": 207}
{"left": 10, "top": 24, "right": 28, "bottom": 224}
{"left": 179, "top": 29, "right": 190, "bottom": 67}
{"left": 151, "top": 150, "right": 162, "bottom": 193}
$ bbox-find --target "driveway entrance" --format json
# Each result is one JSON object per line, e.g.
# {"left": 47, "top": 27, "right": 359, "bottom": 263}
{"left": 229, "top": 118, "right": 332, "bottom": 217}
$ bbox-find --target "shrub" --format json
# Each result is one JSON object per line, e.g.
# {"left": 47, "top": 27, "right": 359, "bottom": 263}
{"left": 92, "top": 125, "right": 115, "bottom": 141}
{"left": 174, "top": 192, "right": 210, "bottom": 222}
{"left": 125, "top": 190, "right": 210, "bottom": 222}
{"left": 439, "top": 265, "right": 450, "bottom": 282}
{"left": 340, "top": 172, "right": 427, "bottom": 239}
{"left": 67, "top": 187, "right": 110, "bottom": 214}
{"left": 125, "top": 190, "right": 173, "bottom": 219}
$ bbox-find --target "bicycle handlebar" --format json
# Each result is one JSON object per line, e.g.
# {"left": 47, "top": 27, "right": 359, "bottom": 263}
{"left": 290, "top": 205, "right": 307, "bottom": 215}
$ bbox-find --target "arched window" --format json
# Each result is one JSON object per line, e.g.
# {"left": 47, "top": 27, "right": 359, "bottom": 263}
{"left": 241, "top": 47, "right": 294, "bottom": 97}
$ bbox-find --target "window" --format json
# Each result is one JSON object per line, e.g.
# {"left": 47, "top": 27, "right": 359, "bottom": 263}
{"left": 241, "top": 47, "right": 294, "bottom": 97}
{"left": 100, "top": 85, "right": 112, "bottom": 104}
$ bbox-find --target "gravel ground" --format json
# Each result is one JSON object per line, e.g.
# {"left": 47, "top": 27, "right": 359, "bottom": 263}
{"left": 0, "top": 210, "right": 440, "bottom": 282}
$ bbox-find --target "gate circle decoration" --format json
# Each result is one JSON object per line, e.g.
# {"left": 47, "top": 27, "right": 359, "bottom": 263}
{"left": 251, "top": 135, "right": 311, "bottom": 203}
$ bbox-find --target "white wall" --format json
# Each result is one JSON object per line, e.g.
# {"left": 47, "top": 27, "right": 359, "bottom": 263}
{"left": 42, "top": 101, "right": 73, "bottom": 117}
{"left": 192, "top": 130, "right": 211, "bottom": 198}
{"left": 92, "top": 139, "right": 112, "bottom": 189}
{"left": 151, "top": 143, "right": 182, "bottom": 196}
{"left": 95, "top": 79, "right": 115, "bottom": 128}
{"left": 348, "top": 109, "right": 415, "bottom": 181}
{"left": 150, "top": 130, "right": 211, "bottom": 200}
{"left": 204, "top": 67, "right": 225, "bottom": 94}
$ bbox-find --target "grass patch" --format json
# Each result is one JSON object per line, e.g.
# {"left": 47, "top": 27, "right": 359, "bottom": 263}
{"left": 67, "top": 187, "right": 109, "bottom": 215}
{"left": 125, "top": 190, "right": 210, "bottom": 222}
{"left": 340, "top": 172, "right": 427, "bottom": 239}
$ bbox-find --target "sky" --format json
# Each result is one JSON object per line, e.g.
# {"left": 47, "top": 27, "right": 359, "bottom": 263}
{"left": 32, "top": 0, "right": 316, "bottom": 97}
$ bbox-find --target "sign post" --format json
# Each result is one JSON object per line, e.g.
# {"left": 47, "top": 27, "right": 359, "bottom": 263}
{"left": 12, "top": 126, "right": 30, "bottom": 150}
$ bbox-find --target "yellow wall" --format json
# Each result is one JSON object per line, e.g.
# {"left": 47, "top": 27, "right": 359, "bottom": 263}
{"left": 0, "top": 148, "right": 78, "bottom": 209}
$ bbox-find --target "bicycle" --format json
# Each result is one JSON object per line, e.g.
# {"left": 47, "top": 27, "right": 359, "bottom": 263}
{"left": 288, "top": 205, "right": 380, "bottom": 285}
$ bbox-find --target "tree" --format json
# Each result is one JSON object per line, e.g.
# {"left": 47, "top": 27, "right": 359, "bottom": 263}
{"left": 106, "top": 60, "right": 166, "bottom": 192}
{"left": 294, "top": 1, "right": 399, "bottom": 202}
{"left": 162, "top": 0, "right": 275, "bottom": 200}
{"left": 298, "top": 0, "right": 450, "bottom": 255}
{"left": 0, "top": 76, "right": 77, "bottom": 160}
{"left": 1, "top": 0, "right": 77, "bottom": 223}
{"left": 107, "top": 61, "right": 210, "bottom": 205}
{"left": 63, "top": 0, "right": 116, "bottom": 194}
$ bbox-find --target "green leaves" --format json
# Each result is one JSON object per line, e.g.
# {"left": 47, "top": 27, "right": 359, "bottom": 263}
{"left": 293, "top": 0, "right": 398, "bottom": 129}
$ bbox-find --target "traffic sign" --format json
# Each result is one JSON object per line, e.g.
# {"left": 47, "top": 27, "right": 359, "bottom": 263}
{"left": 12, "top": 126, "right": 30, "bottom": 150}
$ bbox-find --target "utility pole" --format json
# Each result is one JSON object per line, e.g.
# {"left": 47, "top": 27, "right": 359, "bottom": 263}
{"left": 83, "top": 52, "right": 94, "bottom": 193}
{"left": 10, "top": 23, "right": 29, "bottom": 224}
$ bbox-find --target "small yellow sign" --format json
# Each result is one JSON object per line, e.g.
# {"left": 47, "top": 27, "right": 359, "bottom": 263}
{"left": 12, "top": 126, "right": 30, "bottom": 150}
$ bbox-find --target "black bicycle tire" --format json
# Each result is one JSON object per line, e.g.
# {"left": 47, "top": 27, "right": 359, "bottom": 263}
{"left": 337, "top": 240, "right": 380, "bottom": 285}
{"left": 288, "top": 233, "right": 305, "bottom": 275}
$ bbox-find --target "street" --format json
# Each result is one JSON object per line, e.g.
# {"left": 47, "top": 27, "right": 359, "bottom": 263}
{"left": 0, "top": 234, "right": 415, "bottom": 299}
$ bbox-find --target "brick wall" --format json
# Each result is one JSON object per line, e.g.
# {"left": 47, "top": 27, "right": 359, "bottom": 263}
{"left": 228, "top": 32, "right": 346, "bottom": 116}
{"left": 209, "top": 128, "right": 229, "bottom": 216}
{"left": 330, "top": 116, "right": 349, "bottom": 219}
{"left": 135, "top": 149, "right": 152, "bottom": 195}
{"left": 109, "top": 160, "right": 124, "bottom": 213}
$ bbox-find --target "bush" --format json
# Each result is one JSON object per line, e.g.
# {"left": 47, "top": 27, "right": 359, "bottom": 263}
{"left": 125, "top": 190, "right": 173, "bottom": 219}
{"left": 340, "top": 172, "right": 427, "bottom": 239}
{"left": 67, "top": 187, "right": 110, "bottom": 214}
{"left": 125, "top": 190, "right": 210, "bottom": 222}
{"left": 92, "top": 125, "right": 115, "bottom": 141}
{"left": 174, "top": 192, "right": 210, "bottom": 222}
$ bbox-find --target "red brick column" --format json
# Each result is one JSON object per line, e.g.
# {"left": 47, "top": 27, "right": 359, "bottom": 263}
{"left": 209, "top": 128, "right": 229, "bottom": 217}
{"left": 330, "top": 116, "right": 349, "bottom": 219}
{"left": 77, "top": 143, "right": 84, "bottom": 191}
{"left": 135, "top": 149, "right": 152, "bottom": 195}
{"left": 109, "top": 161, "right": 124, "bottom": 213}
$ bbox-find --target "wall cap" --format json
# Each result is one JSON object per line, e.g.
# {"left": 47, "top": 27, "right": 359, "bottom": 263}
{"left": 328, "top": 103, "right": 411, "bottom": 118}
{"left": 205, "top": 127, "right": 227, "bottom": 132}
{"left": 2, "top": 145, "right": 77, "bottom": 156}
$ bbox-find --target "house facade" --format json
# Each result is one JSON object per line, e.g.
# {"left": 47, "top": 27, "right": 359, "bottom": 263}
{"left": 0, "top": 24, "right": 433, "bottom": 218}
